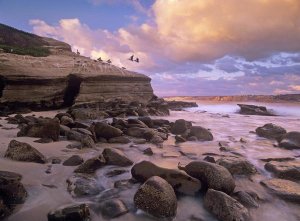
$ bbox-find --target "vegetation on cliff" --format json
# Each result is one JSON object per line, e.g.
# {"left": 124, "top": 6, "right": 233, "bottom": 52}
{"left": 0, "top": 23, "right": 50, "bottom": 57}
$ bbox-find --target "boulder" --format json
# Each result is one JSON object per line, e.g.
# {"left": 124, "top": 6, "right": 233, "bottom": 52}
{"left": 237, "top": 104, "right": 275, "bottom": 116}
{"left": 108, "top": 136, "right": 131, "bottom": 144}
{"left": 99, "top": 199, "right": 128, "bottom": 219}
{"left": 66, "top": 130, "right": 95, "bottom": 148}
{"left": 279, "top": 132, "right": 300, "bottom": 149}
{"left": 5, "top": 140, "right": 46, "bottom": 164}
{"left": 261, "top": 178, "right": 300, "bottom": 203}
{"left": 125, "top": 127, "right": 150, "bottom": 138}
{"left": 63, "top": 155, "right": 84, "bottom": 166}
{"left": 17, "top": 118, "right": 60, "bottom": 141}
{"left": 60, "top": 125, "right": 71, "bottom": 136}
{"left": 171, "top": 119, "right": 191, "bottom": 135}
{"left": 138, "top": 117, "right": 154, "bottom": 128}
{"left": 256, "top": 123, "right": 287, "bottom": 140}
{"left": 60, "top": 116, "right": 74, "bottom": 126}
{"left": 74, "top": 155, "right": 106, "bottom": 174}
{"left": 0, "top": 171, "right": 27, "bottom": 205}
{"left": 175, "top": 135, "right": 186, "bottom": 143}
{"left": 94, "top": 122, "right": 123, "bottom": 140}
{"left": 127, "top": 118, "right": 149, "bottom": 128}
{"left": 188, "top": 126, "right": 213, "bottom": 141}
{"left": 180, "top": 161, "right": 235, "bottom": 194}
{"left": 134, "top": 176, "right": 177, "bottom": 218}
{"left": 131, "top": 161, "right": 201, "bottom": 195}
{"left": 264, "top": 161, "right": 300, "bottom": 181}
{"left": 204, "top": 189, "right": 250, "bottom": 221}
{"left": 217, "top": 157, "right": 257, "bottom": 176}
{"left": 48, "top": 204, "right": 90, "bottom": 221}
{"left": 67, "top": 175, "right": 104, "bottom": 197}
{"left": 102, "top": 148, "right": 133, "bottom": 167}
{"left": 233, "top": 191, "right": 259, "bottom": 208}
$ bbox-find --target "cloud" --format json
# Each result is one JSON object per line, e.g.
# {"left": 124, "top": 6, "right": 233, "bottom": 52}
{"left": 28, "top": 0, "right": 300, "bottom": 96}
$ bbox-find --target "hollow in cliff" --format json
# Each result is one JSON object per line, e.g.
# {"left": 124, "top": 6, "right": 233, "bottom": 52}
{"left": 63, "top": 74, "right": 82, "bottom": 107}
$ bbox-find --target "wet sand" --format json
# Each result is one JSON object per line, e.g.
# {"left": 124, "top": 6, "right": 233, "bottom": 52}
{"left": 1, "top": 105, "right": 300, "bottom": 221}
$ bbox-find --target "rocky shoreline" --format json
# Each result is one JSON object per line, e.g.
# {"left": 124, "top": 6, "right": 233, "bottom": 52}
{"left": 0, "top": 100, "right": 300, "bottom": 221}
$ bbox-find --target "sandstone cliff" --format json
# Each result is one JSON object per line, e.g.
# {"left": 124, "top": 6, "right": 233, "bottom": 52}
{"left": 0, "top": 26, "right": 154, "bottom": 110}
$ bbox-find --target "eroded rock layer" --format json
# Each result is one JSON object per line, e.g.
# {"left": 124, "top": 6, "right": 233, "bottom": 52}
{"left": 0, "top": 43, "right": 154, "bottom": 110}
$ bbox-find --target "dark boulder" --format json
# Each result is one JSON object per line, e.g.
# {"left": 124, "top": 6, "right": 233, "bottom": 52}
{"left": 279, "top": 131, "right": 300, "bottom": 149}
{"left": 102, "top": 148, "right": 133, "bottom": 167}
{"left": 48, "top": 204, "right": 90, "bottom": 221}
{"left": 204, "top": 189, "right": 250, "bottom": 221}
{"left": 94, "top": 122, "right": 123, "bottom": 140}
{"left": 0, "top": 171, "right": 27, "bottom": 219}
{"left": 17, "top": 118, "right": 60, "bottom": 141}
{"left": 75, "top": 155, "right": 106, "bottom": 174}
{"left": 99, "top": 199, "right": 128, "bottom": 219}
{"left": 188, "top": 126, "right": 213, "bottom": 141}
{"left": 238, "top": 104, "right": 275, "bottom": 116}
{"left": 256, "top": 123, "right": 286, "bottom": 140}
{"left": 63, "top": 155, "right": 84, "bottom": 166}
{"left": 171, "top": 119, "right": 191, "bottom": 135}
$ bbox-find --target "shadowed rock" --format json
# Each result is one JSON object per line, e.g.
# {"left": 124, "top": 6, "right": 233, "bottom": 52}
{"left": 47, "top": 204, "right": 90, "bottom": 221}
{"left": 99, "top": 199, "right": 128, "bottom": 219}
{"left": 278, "top": 131, "right": 300, "bottom": 149}
{"left": 0, "top": 171, "right": 27, "bottom": 219}
{"left": 94, "top": 122, "right": 123, "bottom": 140}
{"left": 256, "top": 123, "right": 286, "bottom": 140}
{"left": 63, "top": 155, "right": 84, "bottom": 166}
{"left": 102, "top": 148, "right": 133, "bottom": 167}
{"left": 17, "top": 118, "right": 60, "bottom": 141}
{"left": 204, "top": 189, "right": 250, "bottom": 221}
{"left": 132, "top": 161, "right": 201, "bottom": 195}
{"left": 74, "top": 155, "right": 106, "bottom": 174}
{"left": 134, "top": 176, "right": 177, "bottom": 218}
{"left": 188, "top": 126, "right": 213, "bottom": 141}
{"left": 5, "top": 140, "right": 46, "bottom": 163}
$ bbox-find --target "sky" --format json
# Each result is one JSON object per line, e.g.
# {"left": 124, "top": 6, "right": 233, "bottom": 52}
{"left": 1, "top": 0, "right": 300, "bottom": 96}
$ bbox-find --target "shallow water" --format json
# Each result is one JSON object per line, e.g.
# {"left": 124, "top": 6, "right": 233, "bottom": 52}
{"left": 1, "top": 103, "right": 300, "bottom": 221}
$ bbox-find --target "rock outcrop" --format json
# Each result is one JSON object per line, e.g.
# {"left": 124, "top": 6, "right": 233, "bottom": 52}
{"left": 0, "top": 26, "right": 154, "bottom": 112}
{"left": 238, "top": 104, "right": 275, "bottom": 116}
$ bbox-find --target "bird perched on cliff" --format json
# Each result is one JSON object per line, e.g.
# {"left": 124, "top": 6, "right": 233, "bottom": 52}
{"left": 129, "top": 55, "right": 134, "bottom": 61}
{"left": 76, "top": 49, "right": 80, "bottom": 55}
{"left": 135, "top": 58, "right": 139, "bottom": 63}
{"left": 97, "top": 57, "right": 103, "bottom": 62}
{"left": 107, "top": 59, "right": 112, "bottom": 64}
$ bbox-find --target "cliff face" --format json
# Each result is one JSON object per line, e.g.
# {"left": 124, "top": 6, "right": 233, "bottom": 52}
{"left": 0, "top": 35, "right": 153, "bottom": 110}
{"left": 0, "top": 52, "right": 154, "bottom": 110}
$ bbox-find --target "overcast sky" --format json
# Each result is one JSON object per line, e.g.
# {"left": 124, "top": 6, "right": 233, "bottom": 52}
{"left": 1, "top": 0, "right": 300, "bottom": 96}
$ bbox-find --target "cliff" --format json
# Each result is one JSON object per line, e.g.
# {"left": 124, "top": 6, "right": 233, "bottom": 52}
{"left": 0, "top": 25, "right": 154, "bottom": 110}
